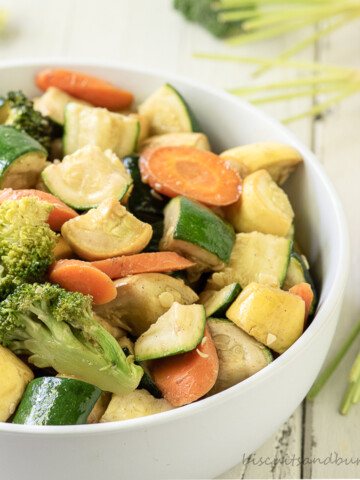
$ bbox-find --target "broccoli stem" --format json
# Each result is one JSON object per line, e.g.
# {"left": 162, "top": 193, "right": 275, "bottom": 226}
{"left": 0, "top": 284, "right": 144, "bottom": 396}
{"left": 22, "top": 312, "right": 143, "bottom": 395}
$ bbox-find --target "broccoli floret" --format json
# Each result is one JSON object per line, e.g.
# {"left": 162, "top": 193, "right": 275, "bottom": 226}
{"left": 0, "top": 90, "right": 60, "bottom": 151}
{"left": 0, "top": 282, "right": 143, "bottom": 394}
{"left": 173, "top": 0, "right": 248, "bottom": 38}
{"left": 0, "top": 197, "right": 57, "bottom": 299}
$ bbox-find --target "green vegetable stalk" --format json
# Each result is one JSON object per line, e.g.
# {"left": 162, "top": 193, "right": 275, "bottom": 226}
{"left": 0, "top": 282, "right": 144, "bottom": 395}
{"left": 307, "top": 319, "right": 360, "bottom": 415}
{"left": 194, "top": 52, "right": 360, "bottom": 123}
{"left": 175, "top": 0, "right": 360, "bottom": 58}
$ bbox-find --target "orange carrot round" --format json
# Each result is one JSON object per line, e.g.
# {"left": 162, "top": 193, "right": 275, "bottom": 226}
{"left": 91, "top": 252, "right": 195, "bottom": 279}
{"left": 139, "top": 146, "right": 242, "bottom": 206}
{"left": 0, "top": 188, "right": 78, "bottom": 231}
{"left": 35, "top": 68, "right": 134, "bottom": 110}
{"left": 151, "top": 324, "right": 219, "bottom": 407}
{"left": 289, "top": 282, "right": 314, "bottom": 323}
{"left": 49, "top": 259, "right": 117, "bottom": 305}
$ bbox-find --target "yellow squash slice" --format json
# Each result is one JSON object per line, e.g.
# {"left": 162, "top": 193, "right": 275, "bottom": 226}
{"left": 224, "top": 169, "right": 294, "bottom": 237}
{"left": 61, "top": 196, "right": 152, "bottom": 261}
{"left": 226, "top": 282, "right": 305, "bottom": 354}
{"left": 220, "top": 141, "right": 302, "bottom": 185}
{"left": 101, "top": 389, "right": 173, "bottom": 422}
{"left": 0, "top": 345, "right": 34, "bottom": 422}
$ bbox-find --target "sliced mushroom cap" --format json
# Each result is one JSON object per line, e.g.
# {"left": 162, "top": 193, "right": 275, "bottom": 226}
{"left": 207, "top": 318, "right": 272, "bottom": 395}
{"left": 94, "top": 273, "right": 199, "bottom": 337}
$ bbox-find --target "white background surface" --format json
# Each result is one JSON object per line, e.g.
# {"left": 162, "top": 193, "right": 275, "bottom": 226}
{"left": 0, "top": 1, "right": 360, "bottom": 478}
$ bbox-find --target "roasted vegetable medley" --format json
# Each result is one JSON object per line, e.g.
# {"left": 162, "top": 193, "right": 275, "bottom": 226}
{"left": 0, "top": 69, "right": 316, "bottom": 425}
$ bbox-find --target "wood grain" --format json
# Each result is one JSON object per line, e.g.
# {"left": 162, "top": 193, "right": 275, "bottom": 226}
{"left": 0, "top": 1, "right": 359, "bottom": 478}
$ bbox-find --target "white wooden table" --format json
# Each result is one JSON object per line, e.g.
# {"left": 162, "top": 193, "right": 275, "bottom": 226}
{"left": 1, "top": 1, "right": 360, "bottom": 478}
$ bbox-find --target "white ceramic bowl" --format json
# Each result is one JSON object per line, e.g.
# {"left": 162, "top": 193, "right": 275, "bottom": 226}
{"left": 0, "top": 59, "right": 349, "bottom": 480}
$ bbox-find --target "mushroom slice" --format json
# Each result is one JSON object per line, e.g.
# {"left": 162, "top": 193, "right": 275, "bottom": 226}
{"left": 94, "top": 273, "right": 198, "bottom": 337}
{"left": 207, "top": 318, "right": 272, "bottom": 395}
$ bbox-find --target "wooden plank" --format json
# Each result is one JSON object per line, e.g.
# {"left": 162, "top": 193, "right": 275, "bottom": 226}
{"left": 302, "top": 20, "right": 360, "bottom": 480}
{"left": 219, "top": 406, "right": 303, "bottom": 479}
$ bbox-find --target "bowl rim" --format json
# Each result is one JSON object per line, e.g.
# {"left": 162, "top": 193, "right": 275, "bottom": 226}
{"left": 0, "top": 57, "right": 350, "bottom": 436}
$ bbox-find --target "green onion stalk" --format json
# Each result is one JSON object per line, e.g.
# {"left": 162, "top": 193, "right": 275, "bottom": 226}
{"left": 305, "top": 320, "right": 360, "bottom": 415}
{"left": 194, "top": 52, "right": 360, "bottom": 123}
{"left": 214, "top": 0, "right": 360, "bottom": 52}
{"left": 174, "top": 1, "right": 360, "bottom": 71}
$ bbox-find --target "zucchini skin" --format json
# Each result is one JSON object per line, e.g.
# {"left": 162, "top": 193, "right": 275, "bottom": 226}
{"left": 122, "top": 154, "right": 167, "bottom": 223}
{"left": 202, "top": 282, "right": 242, "bottom": 318}
{"left": 0, "top": 125, "right": 47, "bottom": 182}
{"left": 138, "top": 369, "right": 163, "bottom": 399}
{"left": 122, "top": 346, "right": 162, "bottom": 398}
{"left": 165, "top": 83, "right": 202, "bottom": 133}
{"left": 12, "top": 377, "right": 102, "bottom": 425}
{"left": 292, "top": 252, "right": 318, "bottom": 316}
{"left": 143, "top": 221, "right": 164, "bottom": 253}
{"left": 174, "top": 197, "right": 235, "bottom": 263}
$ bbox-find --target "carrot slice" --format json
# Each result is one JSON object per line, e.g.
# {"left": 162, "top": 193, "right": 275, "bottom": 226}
{"left": 151, "top": 324, "right": 219, "bottom": 407}
{"left": 35, "top": 69, "right": 134, "bottom": 110}
{"left": 91, "top": 252, "right": 195, "bottom": 279}
{"left": 0, "top": 188, "right": 78, "bottom": 231}
{"left": 289, "top": 282, "right": 314, "bottom": 323}
{"left": 139, "top": 146, "right": 242, "bottom": 206}
{"left": 49, "top": 259, "right": 117, "bottom": 305}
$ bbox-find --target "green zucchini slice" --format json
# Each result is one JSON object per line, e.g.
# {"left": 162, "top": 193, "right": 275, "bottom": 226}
{"left": 42, "top": 145, "right": 132, "bottom": 210}
{"left": 94, "top": 273, "right": 199, "bottom": 337}
{"left": 138, "top": 83, "right": 201, "bottom": 135}
{"left": 63, "top": 102, "right": 139, "bottom": 157}
{"left": 160, "top": 196, "right": 235, "bottom": 271}
{"left": 138, "top": 365, "right": 163, "bottom": 399}
{"left": 199, "top": 282, "right": 241, "bottom": 317}
{"left": 34, "top": 87, "right": 91, "bottom": 126}
{"left": 286, "top": 222, "right": 295, "bottom": 241}
{"left": 12, "top": 377, "right": 102, "bottom": 425}
{"left": 207, "top": 232, "right": 292, "bottom": 290}
{"left": 282, "top": 252, "right": 317, "bottom": 315}
{"left": 0, "top": 125, "right": 48, "bottom": 189}
{"left": 207, "top": 318, "right": 273, "bottom": 395}
{"left": 143, "top": 220, "right": 164, "bottom": 253}
{"left": 134, "top": 302, "right": 206, "bottom": 362}
{"left": 122, "top": 154, "right": 167, "bottom": 223}
{"left": 121, "top": 340, "right": 163, "bottom": 398}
